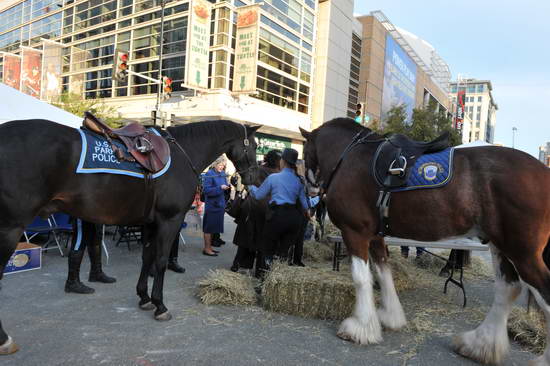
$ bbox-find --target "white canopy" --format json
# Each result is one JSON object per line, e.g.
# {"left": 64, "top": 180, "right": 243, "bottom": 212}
{"left": 0, "top": 82, "right": 81, "bottom": 128}
{"left": 455, "top": 140, "right": 493, "bottom": 149}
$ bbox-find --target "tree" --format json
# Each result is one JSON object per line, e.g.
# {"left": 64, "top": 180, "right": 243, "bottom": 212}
{"left": 52, "top": 92, "right": 123, "bottom": 128}
{"left": 381, "top": 102, "right": 462, "bottom": 146}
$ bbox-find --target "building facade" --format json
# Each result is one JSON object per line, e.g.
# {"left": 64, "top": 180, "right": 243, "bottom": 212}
{"left": 539, "top": 142, "right": 550, "bottom": 167}
{"left": 310, "top": 0, "right": 361, "bottom": 129}
{"left": 449, "top": 78, "right": 498, "bottom": 143}
{"left": 355, "top": 11, "right": 451, "bottom": 128}
{"left": 0, "top": 0, "right": 328, "bottom": 158}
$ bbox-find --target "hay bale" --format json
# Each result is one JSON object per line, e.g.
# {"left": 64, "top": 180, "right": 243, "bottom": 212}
{"left": 508, "top": 306, "right": 546, "bottom": 354}
{"left": 196, "top": 269, "right": 258, "bottom": 306}
{"left": 302, "top": 239, "right": 334, "bottom": 263}
{"left": 262, "top": 262, "right": 354, "bottom": 320}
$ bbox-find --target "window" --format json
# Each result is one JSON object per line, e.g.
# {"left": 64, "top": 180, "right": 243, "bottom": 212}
{"left": 475, "top": 132, "right": 480, "bottom": 140}
{"left": 478, "top": 96, "right": 482, "bottom": 102}
{"left": 477, "top": 84, "right": 485, "bottom": 93}
{"left": 467, "top": 85, "right": 476, "bottom": 93}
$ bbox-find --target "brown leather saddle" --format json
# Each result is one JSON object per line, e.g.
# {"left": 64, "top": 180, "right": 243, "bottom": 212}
{"left": 82, "top": 111, "right": 170, "bottom": 174}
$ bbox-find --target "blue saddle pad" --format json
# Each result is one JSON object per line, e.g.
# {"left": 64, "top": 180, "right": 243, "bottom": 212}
{"left": 76, "top": 128, "right": 170, "bottom": 179}
{"left": 390, "top": 147, "right": 454, "bottom": 192}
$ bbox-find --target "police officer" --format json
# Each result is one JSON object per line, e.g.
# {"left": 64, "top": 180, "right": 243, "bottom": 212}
{"left": 247, "top": 148, "right": 309, "bottom": 275}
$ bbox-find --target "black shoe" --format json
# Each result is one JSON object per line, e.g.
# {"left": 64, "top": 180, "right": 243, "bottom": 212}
{"left": 202, "top": 251, "right": 218, "bottom": 257}
{"left": 292, "top": 261, "right": 306, "bottom": 267}
{"left": 167, "top": 260, "right": 186, "bottom": 273}
{"left": 401, "top": 251, "right": 409, "bottom": 259}
{"left": 89, "top": 271, "right": 117, "bottom": 283}
{"left": 211, "top": 241, "right": 222, "bottom": 247}
{"left": 216, "top": 238, "right": 226, "bottom": 245}
{"left": 65, "top": 280, "right": 95, "bottom": 294}
{"left": 230, "top": 263, "right": 239, "bottom": 272}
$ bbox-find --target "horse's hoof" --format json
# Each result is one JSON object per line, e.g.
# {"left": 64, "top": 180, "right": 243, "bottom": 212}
{"left": 154, "top": 311, "right": 172, "bottom": 321}
{"left": 0, "top": 337, "right": 19, "bottom": 355}
{"left": 139, "top": 301, "right": 155, "bottom": 311}
{"left": 337, "top": 317, "right": 382, "bottom": 345}
{"left": 452, "top": 330, "right": 508, "bottom": 365}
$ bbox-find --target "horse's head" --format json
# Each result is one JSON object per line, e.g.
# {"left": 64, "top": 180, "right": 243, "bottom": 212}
{"left": 226, "top": 124, "right": 261, "bottom": 185}
{"left": 299, "top": 127, "right": 322, "bottom": 192}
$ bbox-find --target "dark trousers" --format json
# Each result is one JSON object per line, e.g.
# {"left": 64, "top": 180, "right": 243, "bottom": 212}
{"left": 68, "top": 220, "right": 103, "bottom": 277}
{"left": 261, "top": 206, "right": 302, "bottom": 258}
{"left": 292, "top": 216, "right": 308, "bottom": 263}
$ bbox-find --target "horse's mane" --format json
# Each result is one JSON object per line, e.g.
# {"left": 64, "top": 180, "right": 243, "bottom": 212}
{"left": 316, "top": 117, "right": 373, "bottom": 135}
{"left": 167, "top": 120, "right": 243, "bottom": 142}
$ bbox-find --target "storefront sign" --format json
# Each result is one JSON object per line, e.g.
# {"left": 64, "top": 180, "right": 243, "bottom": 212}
{"left": 455, "top": 90, "right": 466, "bottom": 130}
{"left": 232, "top": 4, "right": 260, "bottom": 93}
{"left": 185, "top": 0, "right": 212, "bottom": 90}
{"left": 2, "top": 53, "right": 21, "bottom": 91}
{"left": 20, "top": 47, "right": 42, "bottom": 98}
{"left": 255, "top": 133, "right": 291, "bottom": 156}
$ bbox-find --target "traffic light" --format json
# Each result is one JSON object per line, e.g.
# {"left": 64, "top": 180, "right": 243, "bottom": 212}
{"left": 355, "top": 102, "right": 365, "bottom": 123}
{"left": 162, "top": 76, "right": 173, "bottom": 100}
{"left": 113, "top": 50, "right": 128, "bottom": 82}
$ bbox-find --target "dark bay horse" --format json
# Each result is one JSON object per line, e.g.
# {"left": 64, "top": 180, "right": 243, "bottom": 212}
{"left": 300, "top": 118, "right": 550, "bottom": 365}
{"left": 0, "top": 119, "right": 260, "bottom": 354}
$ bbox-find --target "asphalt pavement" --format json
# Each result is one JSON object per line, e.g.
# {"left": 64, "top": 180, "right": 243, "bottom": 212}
{"left": 1, "top": 215, "right": 536, "bottom": 366}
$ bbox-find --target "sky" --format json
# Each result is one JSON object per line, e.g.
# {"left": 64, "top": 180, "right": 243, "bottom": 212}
{"left": 354, "top": 0, "right": 550, "bottom": 158}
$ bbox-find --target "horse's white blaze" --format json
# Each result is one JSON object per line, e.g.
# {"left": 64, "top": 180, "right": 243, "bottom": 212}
{"left": 374, "top": 263, "right": 407, "bottom": 330}
{"left": 521, "top": 283, "right": 550, "bottom": 366}
{"left": 453, "top": 245, "right": 520, "bottom": 364}
{"left": 337, "top": 256, "right": 382, "bottom": 344}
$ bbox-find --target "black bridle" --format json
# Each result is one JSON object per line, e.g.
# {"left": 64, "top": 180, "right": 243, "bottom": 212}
{"left": 321, "top": 128, "right": 386, "bottom": 191}
{"left": 234, "top": 124, "right": 256, "bottom": 177}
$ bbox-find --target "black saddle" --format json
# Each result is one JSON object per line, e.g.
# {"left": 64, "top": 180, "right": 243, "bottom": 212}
{"left": 373, "top": 132, "right": 450, "bottom": 188}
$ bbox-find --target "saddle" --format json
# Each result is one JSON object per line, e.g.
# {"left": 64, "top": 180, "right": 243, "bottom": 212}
{"left": 82, "top": 111, "right": 170, "bottom": 174}
{"left": 373, "top": 132, "right": 450, "bottom": 188}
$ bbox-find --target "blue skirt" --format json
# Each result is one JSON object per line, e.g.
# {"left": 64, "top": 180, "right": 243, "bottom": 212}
{"left": 203, "top": 209, "right": 224, "bottom": 234}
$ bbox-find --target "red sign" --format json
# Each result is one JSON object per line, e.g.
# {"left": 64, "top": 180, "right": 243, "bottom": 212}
{"left": 21, "top": 48, "right": 42, "bottom": 98}
{"left": 455, "top": 90, "right": 466, "bottom": 130}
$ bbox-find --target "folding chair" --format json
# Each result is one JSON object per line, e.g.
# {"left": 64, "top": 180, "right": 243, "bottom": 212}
{"left": 115, "top": 225, "right": 142, "bottom": 251}
{"left": 50, "top": 213, "right": 73, "bottom": 248}
{"left": 24, "top": 216, "right": 64, "bottom": 257}
{"left": 179, "top": 222, "right": 187, "bottom": 246}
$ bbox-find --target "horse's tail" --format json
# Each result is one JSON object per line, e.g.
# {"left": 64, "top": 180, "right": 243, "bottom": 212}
{"left": 527, "top": 236, "right": 550, "bottom": 312}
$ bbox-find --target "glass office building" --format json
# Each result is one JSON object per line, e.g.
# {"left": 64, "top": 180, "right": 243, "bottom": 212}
{"left": 0, "top": 0, "right": 318, "bottom": 148}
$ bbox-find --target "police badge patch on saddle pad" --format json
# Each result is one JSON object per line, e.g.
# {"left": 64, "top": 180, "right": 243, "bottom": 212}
{"left": 390, "top": 148, "right": 454, "bottom": 192}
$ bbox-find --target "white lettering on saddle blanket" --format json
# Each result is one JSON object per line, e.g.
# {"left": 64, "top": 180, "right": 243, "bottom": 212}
{"left": 92, "top": 140, "right": 121, "bottom": 164}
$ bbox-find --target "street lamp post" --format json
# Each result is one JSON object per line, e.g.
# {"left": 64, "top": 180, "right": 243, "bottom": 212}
{"left": 512, "top": 127, "right": 517, "bottom": 149}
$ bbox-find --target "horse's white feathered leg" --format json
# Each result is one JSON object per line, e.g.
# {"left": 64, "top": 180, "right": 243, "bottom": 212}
{"left": 373, "top": 263, "right": 407, "bottom": 330}
{"left": 453, "top": 245, "right": 520, "bottom": 364}
{"left": 337, "top": 256, "right": 382, "bottom": 344}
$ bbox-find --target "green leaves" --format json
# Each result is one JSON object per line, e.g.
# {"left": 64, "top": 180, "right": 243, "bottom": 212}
{"left": 52, "top": 92, "right": 123, "bottom": 128}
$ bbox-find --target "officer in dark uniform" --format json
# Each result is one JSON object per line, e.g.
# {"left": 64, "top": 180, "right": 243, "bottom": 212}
{"left": 247, "top": 148, "right": 309, "bottom": 275}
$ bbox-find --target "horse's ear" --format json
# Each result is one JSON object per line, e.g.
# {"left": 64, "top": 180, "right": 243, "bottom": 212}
{"left": 299, "top": 127, "right": 310, "bottom": 140}
{"left": 246, "top": 125, "right": 261, "bottom": 135}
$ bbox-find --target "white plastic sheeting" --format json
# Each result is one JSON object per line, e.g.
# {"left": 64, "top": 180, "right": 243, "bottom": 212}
{"left": 0, "top": 82, "right": 81, "bottom": 128}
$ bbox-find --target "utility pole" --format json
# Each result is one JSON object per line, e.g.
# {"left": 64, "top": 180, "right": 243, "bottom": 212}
{"left": 154, "top": 0, "right": 167, "bottom": 126}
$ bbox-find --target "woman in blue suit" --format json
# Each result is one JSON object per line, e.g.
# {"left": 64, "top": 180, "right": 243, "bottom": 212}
{"left": 202, "top": 156, "right": 230, "bottom": 256}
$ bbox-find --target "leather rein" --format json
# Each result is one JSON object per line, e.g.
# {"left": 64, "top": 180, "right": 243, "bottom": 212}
{"left": 321, "top": 129, "right": 386, "bottom": 191}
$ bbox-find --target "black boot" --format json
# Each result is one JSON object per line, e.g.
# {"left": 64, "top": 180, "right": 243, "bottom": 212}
{"left": 230, "top": 260, "right": 239, "bottom": 272}
{"left": 88, "top": 238, "right": 116, "bottom": 283}
{"left": 65, "top": 253, "right": 95, "bottom": 294}
{"left": 167, "top": 258, "right": 185, "bottom": 273}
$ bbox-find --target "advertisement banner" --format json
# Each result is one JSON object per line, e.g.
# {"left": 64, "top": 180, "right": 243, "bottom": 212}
{"left": 381, "top": 34, "right": 417, "bottom": 124}
{"left": 2, "top": 53, "right": 21, "bottom": 90}
{"left": 20, "top": 47, "right": 42, "bottom": 98}
{"left": 455, "top": 90, "right": 466, "bottom": 130}
{"left": 232, "top": 4, "right": 260, "bottom": 93}
{"left": 41, "top": 40, "right": 63, "bottom": 102}
{"left": 185, "top": 0, "right": 212, "bottom": 89}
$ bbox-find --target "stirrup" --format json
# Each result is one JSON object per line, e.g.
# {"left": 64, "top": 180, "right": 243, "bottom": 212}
{"left": 388, "top": 156, "right": 407, "bottom": 176}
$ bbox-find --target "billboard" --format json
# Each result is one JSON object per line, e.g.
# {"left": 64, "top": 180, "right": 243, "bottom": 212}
{"left": 381, "top": 34, "right": 417, "bottom": 124}
{"left": 2, "top": 53, "right": 21, "bottom": 90}
{"left": 232, "top": 4, "right": 260, "bottom": 93}
{"left": 455, "top": 90, "right": 466, "bottom": 130}
{"left": 185, "top": 0, "right": 212, "bottom": 89}
{"left": 41, "top": 40, "right": 63, "bottom": 102}
{"left": 20, "top": 47, "right": 42, "bottom": 98}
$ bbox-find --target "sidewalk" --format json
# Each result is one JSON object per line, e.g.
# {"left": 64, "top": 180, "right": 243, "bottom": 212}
{"left": 1, "top": 215, "right": 533, "bottom": 366}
